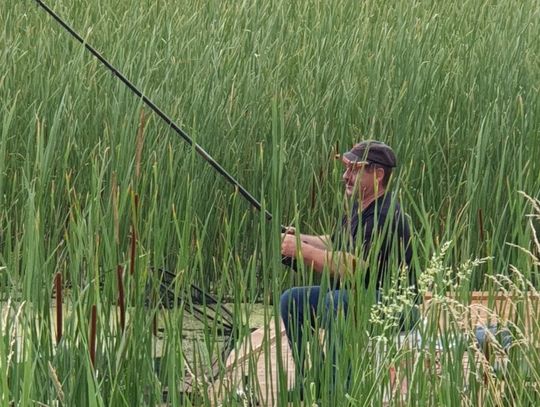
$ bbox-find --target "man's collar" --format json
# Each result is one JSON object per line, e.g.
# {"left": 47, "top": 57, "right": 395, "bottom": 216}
{"left": 360, "top": 189, "right": 387, "bottom": 212}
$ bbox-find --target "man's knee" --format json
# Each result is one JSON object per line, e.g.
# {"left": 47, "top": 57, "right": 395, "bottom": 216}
{"left": 280, "top": 286, "right": 313, "bottom": 320}
{"left": 280, "top": 288, "right": 296, "bottom": 319}
{"left": 323, "top": 290, "right": 348, "bottom": 320}
{"left": 323, "top": 291, "right": 337, "bottom": 313}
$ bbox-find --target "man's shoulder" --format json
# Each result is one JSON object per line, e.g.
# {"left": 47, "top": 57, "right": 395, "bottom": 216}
{"left": 365, "top": 193, "right": 401, "bottom": 217}
{"left": 363, "top": 193, "right": 411, "bottom": 231}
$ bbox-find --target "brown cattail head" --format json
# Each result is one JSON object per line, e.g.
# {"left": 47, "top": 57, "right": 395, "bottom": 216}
{"left": 129, "top": 225, "right": 137, "bottom": 276}
{"left": 117, "top": 265, "right": 125, "bottom": 332}
{"left": 89, "top": 305, "right": 97, "bottom": 368}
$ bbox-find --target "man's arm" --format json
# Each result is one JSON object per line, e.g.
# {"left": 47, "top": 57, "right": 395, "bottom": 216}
{"left": 283, "top": 227, "right": 331, "bottom": 250}
{"left": 297, "top": 234, "right": 332, "bottom": 250}
{"left": 281, "top": 234, "right": 363, "bottom": 279}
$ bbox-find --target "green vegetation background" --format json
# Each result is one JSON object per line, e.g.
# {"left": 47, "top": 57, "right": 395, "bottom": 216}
{"left": 1, "top": 0, "right": 540, "bottom": 405}
{"left": 3, "top": 0, "right": 538, "bottom": 292}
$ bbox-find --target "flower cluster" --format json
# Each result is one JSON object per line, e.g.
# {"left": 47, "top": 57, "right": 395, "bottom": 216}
{"left": 369, "top": 266, "right": 418, "bottom": 331}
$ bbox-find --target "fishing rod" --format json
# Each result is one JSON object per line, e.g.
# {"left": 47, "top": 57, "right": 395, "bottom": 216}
{"left": 33, "top": 0, "right": 287, "bottom": 231}
{"left": 33, "top": 0, "right": 297, "bottom": 315}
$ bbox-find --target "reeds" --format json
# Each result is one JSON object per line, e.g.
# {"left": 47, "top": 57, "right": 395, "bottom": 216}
{"left": 1, "top": 0, "right": 540, "bottom": 404}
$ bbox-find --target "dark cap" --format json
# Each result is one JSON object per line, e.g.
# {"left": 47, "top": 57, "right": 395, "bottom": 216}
{"left": 342, "top": 140, "right": 397, "bottom": 168}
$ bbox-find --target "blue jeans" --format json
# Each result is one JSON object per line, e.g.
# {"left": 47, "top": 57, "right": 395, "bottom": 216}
{"left": 279, "top": 286, "right": 350, "bottom": 383}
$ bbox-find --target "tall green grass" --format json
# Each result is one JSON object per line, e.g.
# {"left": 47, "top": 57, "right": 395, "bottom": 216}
{"left": 1, "top": 0, "right": 540, "bottom": 405}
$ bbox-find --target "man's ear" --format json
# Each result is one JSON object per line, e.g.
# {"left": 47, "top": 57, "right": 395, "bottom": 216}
{"left": 375, "top": 167, "right": 385, "bottom": 183}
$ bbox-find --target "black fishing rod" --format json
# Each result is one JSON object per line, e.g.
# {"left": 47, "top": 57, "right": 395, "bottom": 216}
{"left": 32, "top": 0, "right": 286, "bottom": 230}
{"left": 32, "top": 0, "right": 298, "bottom": 281}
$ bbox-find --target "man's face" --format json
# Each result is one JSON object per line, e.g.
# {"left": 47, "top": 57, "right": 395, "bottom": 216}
{"left": 342, "top": 158, "right": 381, "bottom": 199}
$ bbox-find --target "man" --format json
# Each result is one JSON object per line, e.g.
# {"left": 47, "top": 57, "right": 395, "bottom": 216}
{"left": 279, "top": 140, "right": 414, "bottom": 399}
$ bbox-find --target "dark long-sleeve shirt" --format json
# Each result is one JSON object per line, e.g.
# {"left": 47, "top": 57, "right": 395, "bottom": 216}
{"left": 333, "top": 193, "right": 414, "bottom": 290}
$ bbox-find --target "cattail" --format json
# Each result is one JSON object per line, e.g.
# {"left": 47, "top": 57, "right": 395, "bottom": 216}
{"left": 478, "top": 208, "right": 485, "bottom": 243}
{"left": 129, "top": 225, "right": 136, "bottom": 276}
{"left": 117, "top": 265, "right": 125, "bottom": 333}
{"left": 89, "top": 305, "right": 97, "bottom": 368}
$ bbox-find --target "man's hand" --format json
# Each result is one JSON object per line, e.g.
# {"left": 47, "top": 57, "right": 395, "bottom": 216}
{"left": 281, "top": 234, "right": 299, "bottom": 258}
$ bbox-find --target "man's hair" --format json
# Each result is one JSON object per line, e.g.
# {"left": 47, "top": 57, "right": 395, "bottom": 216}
{"left": 366, "top": 163, "right": 393, "bottom": 188}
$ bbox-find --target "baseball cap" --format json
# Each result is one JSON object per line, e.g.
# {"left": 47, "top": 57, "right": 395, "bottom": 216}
{"left": 342, "top": 140, "right": 397, "bottom": 168}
